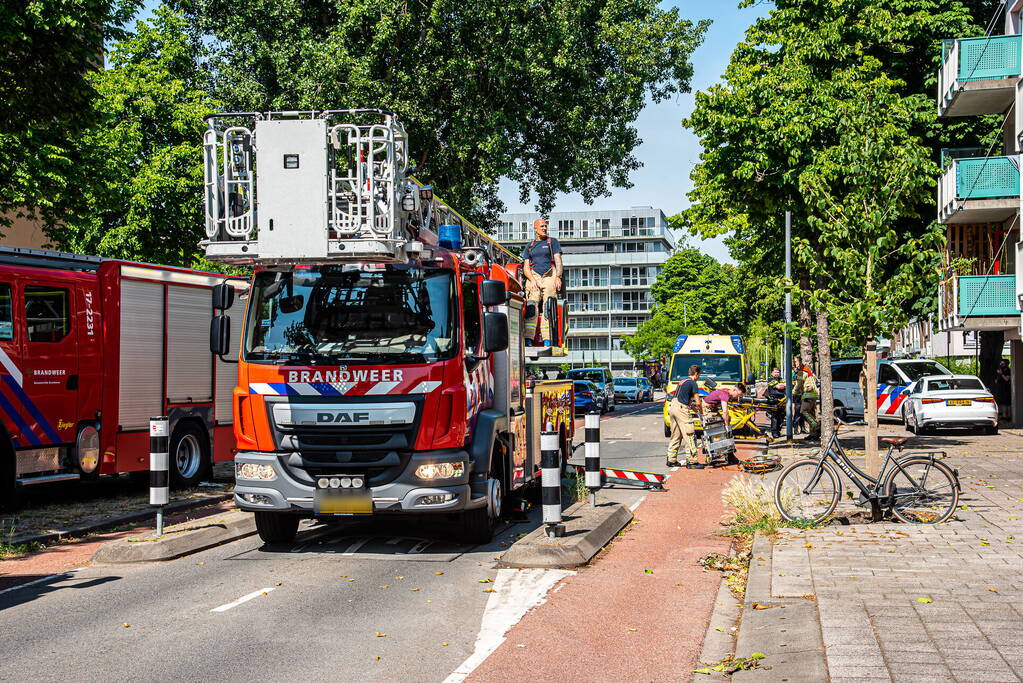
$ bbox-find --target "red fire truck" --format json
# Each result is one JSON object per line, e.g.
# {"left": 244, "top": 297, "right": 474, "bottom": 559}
{"left": 0, "top": 246, "right": 246, "bottom": 509}
{"left": 202, "top": 109, "right": 571, "bottom": 544}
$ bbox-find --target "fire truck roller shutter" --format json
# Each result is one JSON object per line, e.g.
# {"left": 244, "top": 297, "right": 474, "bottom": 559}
{"left": 214, "top": 282, "right": 245, "bottom": 424}
{"left": 167, "top": 285, "right": 214, "bottom": 404}
{"left": 467, "top": 408, "right": 508, "bottom": 502}
{"left": 118, "top": 280, "right": 164, "bottom": 430}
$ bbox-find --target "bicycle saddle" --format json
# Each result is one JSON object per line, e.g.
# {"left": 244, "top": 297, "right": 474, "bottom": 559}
{"left": 880, "top": 437, "right": 909, "bottom": 447}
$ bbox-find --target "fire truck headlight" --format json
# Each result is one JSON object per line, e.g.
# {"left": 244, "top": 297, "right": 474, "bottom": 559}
{"left": 236, "top": 463, "right": 277, "bottom": 481}
{"left": 415, "top": 462, "right": 465, "bottom": 480}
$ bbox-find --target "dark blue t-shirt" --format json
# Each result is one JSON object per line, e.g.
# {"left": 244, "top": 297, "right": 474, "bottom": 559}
{"left": 521, "top": 237, "right": 562, "bottom": 276}
{"left": 673, "top": 378, "right": 698, "bottom": 407}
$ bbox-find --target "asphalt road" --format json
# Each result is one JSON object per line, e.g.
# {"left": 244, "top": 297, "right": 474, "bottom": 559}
{"left": 0, "top": 400, "right": 671, "bottom": 683}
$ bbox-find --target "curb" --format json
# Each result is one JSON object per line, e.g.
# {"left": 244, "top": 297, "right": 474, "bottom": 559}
{"left": 498, "top": 500, "right": 632, "bottom": 569}
{"left": 91, "top": 509, "right": 255, "bottom": 563}
{"left": 5, "top": 493, "right": 232, "bottom": 547}
{"left": 732, "top": 534, "right": 829, "bottom": 682}
{"left": 696, "top": 571, "right": 743, "bottom": 680}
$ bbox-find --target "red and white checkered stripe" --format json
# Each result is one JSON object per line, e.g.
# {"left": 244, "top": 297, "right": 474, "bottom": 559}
{"left": 602, "top": 468, "right": 665, "bottom": 484}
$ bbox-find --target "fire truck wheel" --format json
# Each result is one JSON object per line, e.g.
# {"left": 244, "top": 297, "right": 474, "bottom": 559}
{"left": 254, "top": 511, "right": 300, "bottom": 544}
{"left": 169, "top": 422, "right": 211, "bottom": 488}
{"left": 0, "top": 445, "right": 21, "bottom": 512}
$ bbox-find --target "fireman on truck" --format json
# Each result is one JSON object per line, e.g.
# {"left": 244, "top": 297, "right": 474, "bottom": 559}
{"left": 521, "top": 217, "right": 563, "bottom": 347}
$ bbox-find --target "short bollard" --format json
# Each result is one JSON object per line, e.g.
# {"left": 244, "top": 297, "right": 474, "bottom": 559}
{"left": 584, "top": 411, "right": 601, "bottom": 506}
{"left": 540, "top": 430, "right": 565, "bottom": 538}
{"left": 149, "top": 416, "right": 169, "bottom": 536}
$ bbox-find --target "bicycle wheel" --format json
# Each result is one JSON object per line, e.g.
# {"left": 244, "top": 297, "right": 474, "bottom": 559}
{"left": 774, "top": 459, "right": 840, "bottom": 524}
{"left": 884, "top": 457, "right": 959, "bottom": 524}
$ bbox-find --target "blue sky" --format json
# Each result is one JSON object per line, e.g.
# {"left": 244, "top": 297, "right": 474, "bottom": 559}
{"left": 500, "top": 2, "right": 771, "bottom": 262}
{"left": 140, "top": 0, "right": 768, "bottom": 261}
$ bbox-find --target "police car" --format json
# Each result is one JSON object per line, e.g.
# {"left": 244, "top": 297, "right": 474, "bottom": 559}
{"left": 830, "top": 358, "right": 953, "bottom": 422}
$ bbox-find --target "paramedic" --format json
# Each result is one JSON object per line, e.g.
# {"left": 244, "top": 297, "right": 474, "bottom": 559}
{"left": 702, "top": 383, "right": 746, "bottom": 425}
{"left": 794, "top": 355, "right": 820, "bottom": 440}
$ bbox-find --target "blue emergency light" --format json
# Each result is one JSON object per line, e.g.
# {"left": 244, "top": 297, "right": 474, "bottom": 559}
{"left": 672, "top": 334, "right": 688, "bottom": 353}
{"left": 439, "top": 224, "right": 462, "bottom": 250}
{"left": 731, "top": 335, "right": 745, "bottom": 354}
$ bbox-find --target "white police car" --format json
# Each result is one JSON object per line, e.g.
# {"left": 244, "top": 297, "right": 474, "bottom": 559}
{"left": 830, "top": 358, "right": 952, "bottom": 422}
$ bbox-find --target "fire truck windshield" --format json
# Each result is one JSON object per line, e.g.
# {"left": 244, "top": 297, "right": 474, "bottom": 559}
{"left": 244, "top": 266, "right": 457, "bottom": 364}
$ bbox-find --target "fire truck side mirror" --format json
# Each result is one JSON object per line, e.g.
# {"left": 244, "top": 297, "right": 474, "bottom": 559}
{"left": 212, "top": 283, "right": 235, "bottom": 311}
{"left": 480, "top": 279, "right": 506, "bottom": 307}
{"left": 210, "top": 315, "right": 231, "bottom": 356}
{"left": 483, "top": 312, "right": 509, "bottom": 353}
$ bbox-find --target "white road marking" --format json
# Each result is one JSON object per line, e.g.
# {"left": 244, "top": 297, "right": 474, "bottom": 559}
{"left": 629, "top": 494, "right": 648, "bottom": 512}
{"left": 443, "top": 568, "right": 574, "bottom": 683}
{"left": 406, "top": 540, "right": 432, "bottom": 554}
{"left": 210, "top": 586, "right": 277, "bottom": 613}
{"left": 0, "top": 569, "right": 81, "bottom": 596}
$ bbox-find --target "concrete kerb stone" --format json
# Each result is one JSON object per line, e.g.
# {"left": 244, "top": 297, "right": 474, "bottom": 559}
{"left": 696, "top": 558, "right": 744, "bottom": 680}
{"left": 732, "top": 532, "right": 830, "bottom": 683}
{"left": 90, "top": 509, "right": 255, "bottom": 563}
{"left": 7, "top": 493, "right": 232, "bottom": 546}
{"left": 498, "top": 500, "right": 632, "bottom": 569}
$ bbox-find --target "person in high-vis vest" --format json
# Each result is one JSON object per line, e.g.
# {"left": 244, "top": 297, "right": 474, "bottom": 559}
{"left": 521, "top": 218, "right": 563, "bottom": 346}
{"left": 793, "top": 355, "right": 820, "bottom": 439}
{"left": 666, "top": 365, "right": 703, "bottom": 469}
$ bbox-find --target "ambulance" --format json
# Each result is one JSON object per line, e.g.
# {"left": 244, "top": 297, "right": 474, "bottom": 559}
{"left": 662, "top": 334, "right": 748, "bottom": 436}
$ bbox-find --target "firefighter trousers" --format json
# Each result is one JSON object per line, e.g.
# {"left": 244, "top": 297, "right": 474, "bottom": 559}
{"left": 667, "top": 400, "right": 699, "bottom": 464}
{"left": 800, "top": 397, "right": 820, "bottom": 437}
{"left": 525, "top": 271, "right": 558, "bottom": 343}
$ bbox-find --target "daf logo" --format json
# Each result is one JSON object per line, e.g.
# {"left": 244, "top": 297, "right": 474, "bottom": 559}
{"left": 317, "top": 411, "right": 370, "bottom": 424}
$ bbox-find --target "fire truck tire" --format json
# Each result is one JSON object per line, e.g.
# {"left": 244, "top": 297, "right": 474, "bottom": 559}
{"left": 0, "top": 440, "right": 21, "bottom": 512}
{"left": 254, "top": 511, "right": 300, "bottom": 544}
{"left": 169, "top": 421, "right": 211, "bottom": 488}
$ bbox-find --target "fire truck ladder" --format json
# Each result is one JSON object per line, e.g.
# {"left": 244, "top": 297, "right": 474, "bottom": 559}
{"left": 200, "top": 109, "right": 517, "bottom": 268}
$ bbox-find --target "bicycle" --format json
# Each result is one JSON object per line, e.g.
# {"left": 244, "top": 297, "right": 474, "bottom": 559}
{"left": 774, "top": 428, "right": 960, "bottom": 525}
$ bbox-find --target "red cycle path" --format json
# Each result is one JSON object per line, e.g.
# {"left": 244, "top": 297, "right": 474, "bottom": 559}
{"left": 470, "top": 465, "right": 734, "bottom": 682}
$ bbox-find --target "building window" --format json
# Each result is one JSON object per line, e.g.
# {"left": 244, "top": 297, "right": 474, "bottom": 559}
{"left": 612, "top": 315, "right": 645, "bottom": 329}
{"left": 557, "top": 219, "right": 575, "bottom": 239}
{"left": 567, "top": 267, "right": 608, "bottom": 288}
{"left": 620, "top": 267, "right": 652, "bottom": 286}
{"left": 622, "top": 216, "right": 646, "bottom": 237}
{"left": 616, "top": 291, "right": 651, "bottom": 312}
{"left": 518, "top": 221, "right": 529, "bottom": 240}
{"left": 617, "top": 242, "right": 647, "bottom": 253}
{"left": 596, "top": 218, "right": 611, "bottom": 237}
{"left": 568, "top": 291, "right": 608, "bottom": 312}
{"left": 569, "top": 337, "right": 609, "bottom": 351}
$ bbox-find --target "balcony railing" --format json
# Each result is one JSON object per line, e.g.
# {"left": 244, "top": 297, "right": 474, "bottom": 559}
{"left": 938, "top": 274, "right": 1018, "bottom": 328}
{"left": 938, "top": 35, "right": 1021, "bottom": 116}
{"left": 937, "top": 155, "right": 1019, "bottom": 223}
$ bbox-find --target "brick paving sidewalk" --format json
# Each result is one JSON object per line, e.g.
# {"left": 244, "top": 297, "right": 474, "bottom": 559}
{"left": 751, "top": 427, "right": 1023, "bottom": 682}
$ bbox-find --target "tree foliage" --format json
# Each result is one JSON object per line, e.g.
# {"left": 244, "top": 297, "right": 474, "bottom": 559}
{"left": 171, "top": 0, "right": 709, "bottom": 225}
{"left": 0, "top": 0, "right": 141, "bottom": 231}
{"left": 681, "top": 0, "right": 995, "bottom": 323}
{"left": 623, "top": 248, "right": 775, "bottom": 361}
{"left": 51, "top": 8, "right": 220, "bottom": 267}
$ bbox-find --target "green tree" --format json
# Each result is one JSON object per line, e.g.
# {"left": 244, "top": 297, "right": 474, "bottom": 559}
{"left": 172, "top": 0, "right": 709, "bottom": 225}
{"left": 797, "top": 71, "right": 941, "bottom": 470}
{"left": 0, "top": 0, "right": 141, "bottom": 232}
{"left": 51, "top": 7, "right": 222, "bottom": 267}
{"left": 682, "top": 0, "right": 994, "bottom": 444}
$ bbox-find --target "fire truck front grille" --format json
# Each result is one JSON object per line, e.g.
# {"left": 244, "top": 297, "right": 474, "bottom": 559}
{"left": 265, "top": 395, "right": 423, "bottom": 486}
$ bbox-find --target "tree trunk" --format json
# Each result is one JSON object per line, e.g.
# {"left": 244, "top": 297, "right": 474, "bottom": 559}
{"left": 816, "top": 305, "right": 834, "bottom": 447}
{"left": 864, "top": 340, "right": 879, "bottom": 476}
{"left": 799, "top": 288, "right": 813, "bottom": 364}
{"left": 978, "top": 331, "right": 1004, "bottom": 390}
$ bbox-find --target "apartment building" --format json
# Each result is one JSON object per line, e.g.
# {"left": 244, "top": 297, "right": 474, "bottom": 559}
{"left": 498, "top": 207, "right": 677, "bottom": 373}
{"left": 936, "top": 3, "right": 1023, "bottom": 423}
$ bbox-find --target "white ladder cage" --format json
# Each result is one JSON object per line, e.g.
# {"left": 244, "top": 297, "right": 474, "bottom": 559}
{"left": 200, "top": 109, "right": 517, "bottom": 267}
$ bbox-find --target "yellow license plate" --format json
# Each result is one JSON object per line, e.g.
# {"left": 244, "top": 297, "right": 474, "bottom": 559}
{"left": 315, "top": 486, "right": 373, "bottom": 515}
{"left": 946, "top": 399, "right": 972, "bottom": 406}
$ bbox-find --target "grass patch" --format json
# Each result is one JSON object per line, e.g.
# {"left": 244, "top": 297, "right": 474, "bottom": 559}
{"left": 0, "top": 540, "right": 43, "bottom": 559}
{"left": 564, "top": 468, "right": 589, "bottom": 504}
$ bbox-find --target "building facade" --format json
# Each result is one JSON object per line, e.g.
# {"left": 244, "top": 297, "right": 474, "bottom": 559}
{"left": 498, "top": 207, "right": 677, "bottom": 373}
{"left": 936, "top": 3, "right": 1023, "bottom": 423}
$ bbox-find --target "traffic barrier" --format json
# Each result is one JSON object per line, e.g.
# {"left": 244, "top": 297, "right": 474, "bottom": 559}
{"left": 584, "top": 412, "right": 601, "bottom": 506}
{"left": 150, "top": 416, "right": 169, "bottom": 536}
{"left": 601, "top": 467, "right": 666, "bottom": 491}
{"left": 540, "top": 430, "right": 565, "bottom": 538}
